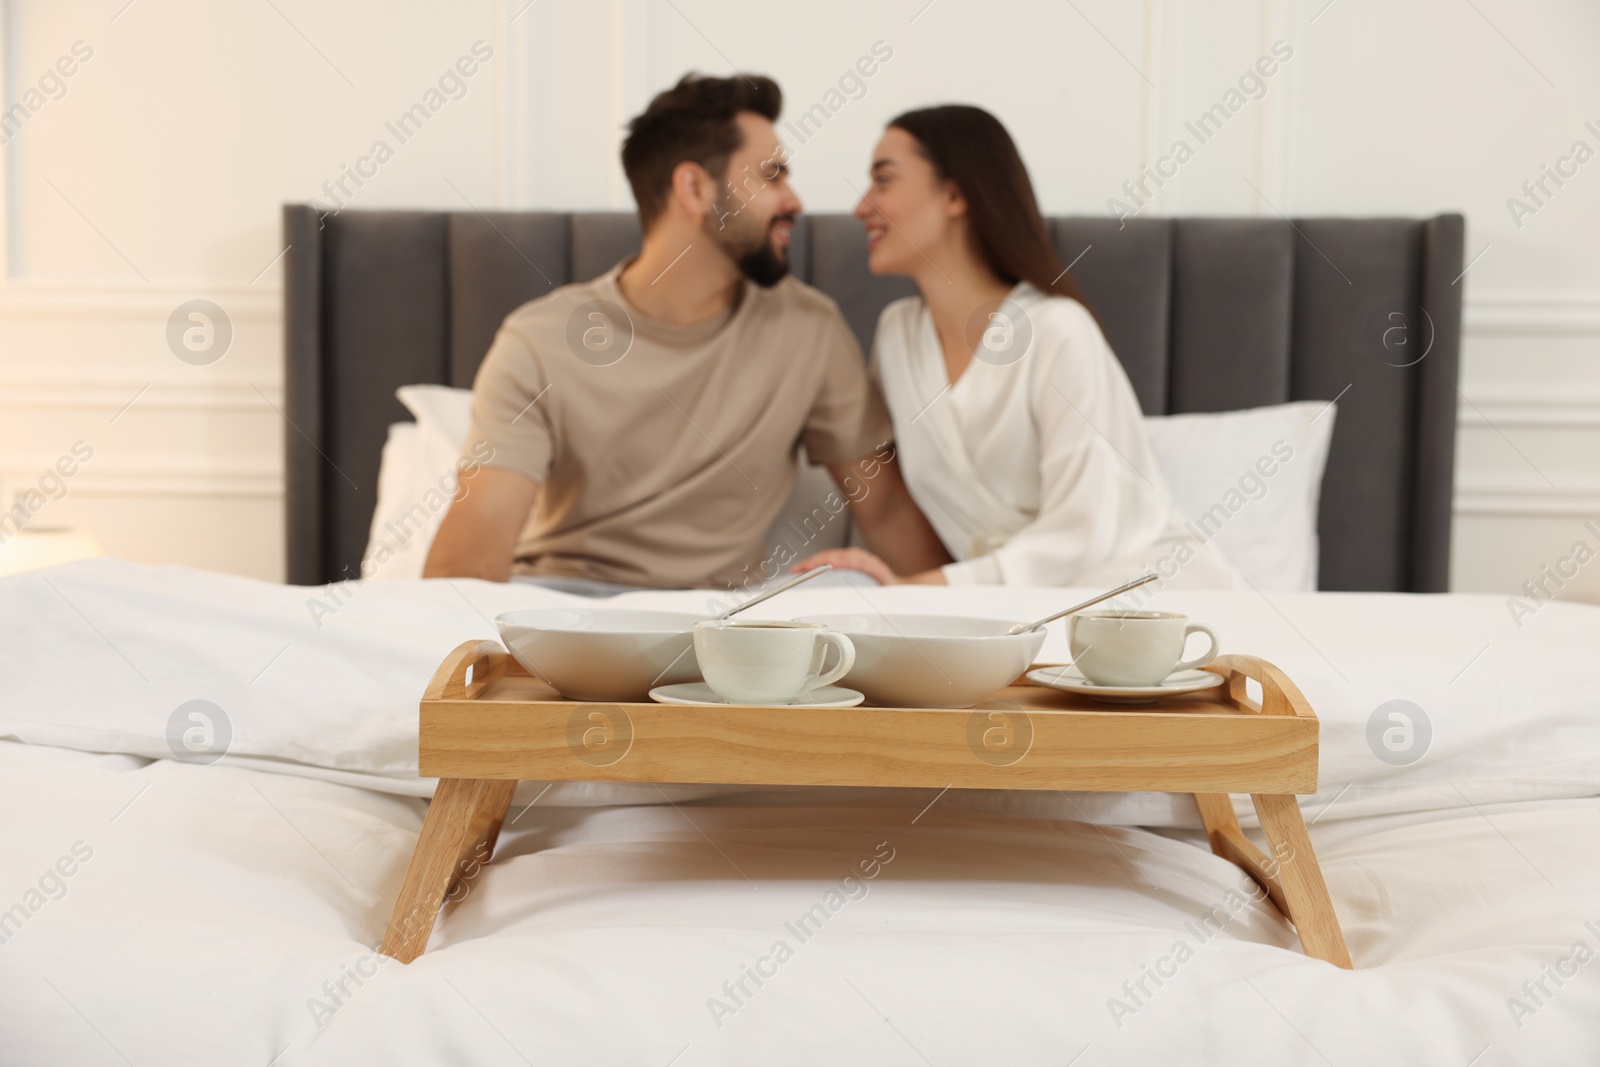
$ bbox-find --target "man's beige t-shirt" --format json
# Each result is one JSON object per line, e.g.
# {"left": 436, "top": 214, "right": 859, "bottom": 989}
{"left": 463, "top": 262, "right": 893, "bottom": 589}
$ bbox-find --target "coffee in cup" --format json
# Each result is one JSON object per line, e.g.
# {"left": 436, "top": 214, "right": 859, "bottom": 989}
{"left": 1067, "top": 610, "right": 1218, "bottom": 688}
{"left": 693, "top": 620, "right": 855, "bottom": 705}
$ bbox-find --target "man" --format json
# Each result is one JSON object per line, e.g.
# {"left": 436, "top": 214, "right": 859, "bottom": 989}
{"left": 424, "top": 73, "right": 950, "bottom": 592}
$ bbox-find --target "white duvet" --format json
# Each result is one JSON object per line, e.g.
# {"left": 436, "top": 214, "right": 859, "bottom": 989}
{"left": 1, "top": 560, "right": 1598, "bottom": 1065}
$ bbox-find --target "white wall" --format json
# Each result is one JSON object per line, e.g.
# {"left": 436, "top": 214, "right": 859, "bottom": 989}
{"left": 2, "top": 0, "right": 1596, "bottom": 601}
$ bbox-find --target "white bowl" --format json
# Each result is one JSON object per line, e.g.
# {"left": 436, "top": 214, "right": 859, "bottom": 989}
{"left": 793, "top": 613, "right": 1046, "bottom": 709}
{"left": 495, "top": 608, "right": 703, "bottom": 702}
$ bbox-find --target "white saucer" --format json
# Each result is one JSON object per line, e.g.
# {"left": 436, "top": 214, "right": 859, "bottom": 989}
{"left": 1026, "top": 665, "right": 1224, "bottom": 705}
{"left": 649, "top": 682, "right": 865, "bottom": 708}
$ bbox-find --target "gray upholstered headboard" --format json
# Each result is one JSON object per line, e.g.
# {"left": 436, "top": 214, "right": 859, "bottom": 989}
{"left": 282, "top": 207, "right": 1463, "bottom": 592}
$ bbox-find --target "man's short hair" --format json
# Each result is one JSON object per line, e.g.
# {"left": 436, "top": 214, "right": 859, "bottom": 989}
{"left": 621, "top": 73, "right": 781, "bottom": 231}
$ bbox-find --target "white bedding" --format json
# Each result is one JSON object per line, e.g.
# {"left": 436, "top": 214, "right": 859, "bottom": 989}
{"left": 4, "top": 560, "right": 1598, "bottom": 823}
{"left": 2, "top": 740, "right": 1597, "bottom": 1065}
{"left": 2, "top": 560, "right": 1599, "bottom": 1064}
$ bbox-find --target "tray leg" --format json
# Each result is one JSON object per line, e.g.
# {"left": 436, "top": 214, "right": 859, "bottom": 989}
{"left": 1193, "top": 792, "right": 1353, "bottom": 968}
{"left": 1250, "top": 792, "right": 1353, "bottom": 969}
{"left": 379, "top": 777, "right": 516, "bottom": 963}
{"left": 1193, "top": 792, "right": 1289, "bottom": 916}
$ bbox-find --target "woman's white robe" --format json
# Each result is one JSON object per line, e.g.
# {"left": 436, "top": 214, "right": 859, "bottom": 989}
{"left": 872, "top": 283, "right": 1239, "bottom": 589}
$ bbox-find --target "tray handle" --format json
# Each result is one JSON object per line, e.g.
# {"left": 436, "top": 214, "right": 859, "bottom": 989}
{"left": 1201, "top": 654, "right": 1314, "bottom": 718}
{"left": 424, "top": 640, "right": 509, "bottom": 701}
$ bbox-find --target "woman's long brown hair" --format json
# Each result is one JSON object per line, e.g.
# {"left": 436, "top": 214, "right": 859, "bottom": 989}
{"left": 889, "top": 105, "right": 1092, "bottom": 311}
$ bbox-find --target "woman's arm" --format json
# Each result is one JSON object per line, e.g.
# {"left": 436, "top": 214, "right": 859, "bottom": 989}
{"left": 825, "top": 450, "right": 951, "bottom": 576}
{"left": 791, "top": 545, "right": 948, "bottom": 585}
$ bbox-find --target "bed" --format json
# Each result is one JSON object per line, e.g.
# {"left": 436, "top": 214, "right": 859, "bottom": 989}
{"left": 6, "top": 209, "right": 1599, "bottom": 1065}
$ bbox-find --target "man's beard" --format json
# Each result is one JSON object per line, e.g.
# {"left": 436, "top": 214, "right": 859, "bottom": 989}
{"left": 735, "top": 236, "right": 790, "bottom": 288}
{"left": 708, "top": 204, "right": 793, "bottom": 288}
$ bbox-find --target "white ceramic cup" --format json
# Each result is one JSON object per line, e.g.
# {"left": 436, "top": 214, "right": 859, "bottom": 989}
{"left": 693, "top": 620, "right": 856, "bottom": 705}
{"left": 1067, "top": 610, "right": 1219, "bottom": 688}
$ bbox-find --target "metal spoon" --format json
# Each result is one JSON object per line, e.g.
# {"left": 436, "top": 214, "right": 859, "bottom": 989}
{"left": 1006, "top": 572, "right": 1161, "bottom": 635}
{"left": 712, "top": 564, "right": 834, "bottom": 621}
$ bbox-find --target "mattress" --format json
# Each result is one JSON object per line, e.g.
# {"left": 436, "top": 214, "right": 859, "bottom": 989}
{"left": 1, "top": 560, "right": 1597, "bottom": 1064}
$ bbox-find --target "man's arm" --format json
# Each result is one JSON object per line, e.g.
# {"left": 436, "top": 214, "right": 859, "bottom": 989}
{"left": 827, "top": 448, "right": 951, "bottom": 579}
{"left": 422, "top": 466, "right": 541, "bottom": 581}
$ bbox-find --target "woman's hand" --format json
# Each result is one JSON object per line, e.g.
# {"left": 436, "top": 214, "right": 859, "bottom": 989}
{"left": 792, "top": 547, "right": 901, "bottom": 586}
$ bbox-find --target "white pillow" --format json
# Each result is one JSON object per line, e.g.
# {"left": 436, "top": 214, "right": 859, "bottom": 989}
{"left": 363, "top": 422, "right": 424, "bottom": 579}
{"left": 1143, "top": 401, "right": 1336, "bottom": 592}
{"left": 398, "top": 383, "right": 474, "bottom": 451}
{"left": 361, "top": 386, "right": 477, "bottom": 579}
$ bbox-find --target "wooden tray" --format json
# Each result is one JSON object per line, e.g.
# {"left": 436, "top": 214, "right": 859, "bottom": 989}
{"left": 380, "top": 640, "right": 1352, "bottom": 968}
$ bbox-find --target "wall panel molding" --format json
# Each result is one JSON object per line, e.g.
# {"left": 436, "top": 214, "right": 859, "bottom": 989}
{"left": 1457, "top": 397, "right": 1600, "bottom": 428}
{"left": 1455, "top": 485, "right": 1600, "bottom": 518}
{"left": 0, "top": 379, "right": 284, "bottom": 412}
{"left": 1464, "top": 295, "right": 1600, "bottom": 335}
{"left": 0, "top": 2, "right": 10, "bottom": 285}
{"left": 1138, "top": 0, "right": 1177, "bottom": 177}
{"left": 1455, "top": 290, "right": 1600, "bottom": 525}
{"left": 1255, "top": 0, "right": 1298, "bottom": 207}
{"left": 0, "top": 281, "right": 281, "bottom": 320}
{"left": 0, "top": 466, "right": 282, "bottom": 500}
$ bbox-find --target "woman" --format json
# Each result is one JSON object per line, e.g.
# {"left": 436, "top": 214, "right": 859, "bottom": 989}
{"left": 794, "top": 106, "right": 1237, "bottom": 588}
